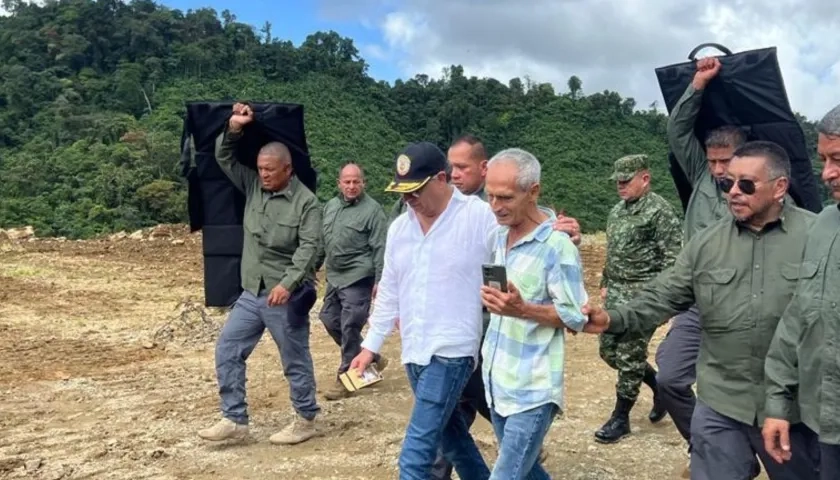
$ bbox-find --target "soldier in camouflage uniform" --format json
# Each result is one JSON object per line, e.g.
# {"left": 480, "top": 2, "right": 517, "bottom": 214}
{"left": 595, "top": 154, "right": 684, "bottom": 444}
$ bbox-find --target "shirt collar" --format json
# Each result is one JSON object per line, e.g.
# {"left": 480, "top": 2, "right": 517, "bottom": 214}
{"left": 500, "top": 213, "right": 555, "bottom": 250}
{"left": 406, "top": 186, "right": 465, "bottom": 221}
{"left": 340, "top": 192, "right": 365, "bottom": 206}
{"left": 621, "top": 190, "right": 650, "bottom": 212}
{"left": 471, "top": 183, "right": 487, "bottom": 200}
{"left": 734, "top": 200, "right": 791, "bottom": 235}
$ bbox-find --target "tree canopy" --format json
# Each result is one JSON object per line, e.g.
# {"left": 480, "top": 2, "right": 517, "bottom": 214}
{"left": 0, "top": 0, "right": 830, "bottom": 238}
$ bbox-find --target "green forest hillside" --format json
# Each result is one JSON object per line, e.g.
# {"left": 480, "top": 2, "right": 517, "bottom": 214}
{"left": 0, "top": 0, "right": 829, "bottom": 238}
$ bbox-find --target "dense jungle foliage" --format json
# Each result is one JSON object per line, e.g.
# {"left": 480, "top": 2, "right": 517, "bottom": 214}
{"left": 0, "top": 0, "right": 830, "bottom": 238}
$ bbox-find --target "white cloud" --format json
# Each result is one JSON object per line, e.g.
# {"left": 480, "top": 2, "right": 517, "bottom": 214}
{"left": 322, "top": 0, "right": 840, "bottom": 120}
{"left": 359, "top": 42, "right": 389, "bottom": 61}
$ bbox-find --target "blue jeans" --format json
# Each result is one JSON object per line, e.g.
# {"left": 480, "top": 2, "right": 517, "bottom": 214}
{"left": 214, "top": 285, "right": 319, "bottom": 424}
{"left": 400, "top": 356, "right": 490, "bottom": 480}
{"left": 490, "top": 403, "right": 558, "bottom": 480}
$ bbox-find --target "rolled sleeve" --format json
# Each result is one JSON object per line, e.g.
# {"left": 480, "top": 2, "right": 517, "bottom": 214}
{"left": 548, "top": 236, "right": 589, "bottom": 332}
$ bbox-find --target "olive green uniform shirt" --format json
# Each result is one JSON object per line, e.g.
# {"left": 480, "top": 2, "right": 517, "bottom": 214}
{"left": 215, "top": 128, "right": 322, "bottom": 295}
{"left": 764, "top": 204, "right": 840, "bottom": 444}
{"left": 667, "top": 84, "right": 731, "bottom": 241}
{"left": 605, "top": 202, "right": 817, "bottom": 426}
{"left": 320, "top": 193, "right": 387, "bottom": 289}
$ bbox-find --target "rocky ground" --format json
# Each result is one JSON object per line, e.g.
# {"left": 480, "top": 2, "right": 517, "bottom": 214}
{"left": 0, "top": 225, "right": 724, "bottom": 479}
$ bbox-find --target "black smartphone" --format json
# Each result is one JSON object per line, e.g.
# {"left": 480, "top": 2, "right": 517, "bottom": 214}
{"left": 482, "top": 264, "right": 508, "bottom": 293}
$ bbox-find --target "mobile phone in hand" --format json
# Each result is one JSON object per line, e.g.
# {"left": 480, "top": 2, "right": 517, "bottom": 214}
{"left": 482, "top": 264, "right": 508, "bottom": 293}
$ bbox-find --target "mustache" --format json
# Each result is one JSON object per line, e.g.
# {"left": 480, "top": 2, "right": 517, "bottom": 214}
{"left": 827, "top": 179, "right": 840, "bottom": 189}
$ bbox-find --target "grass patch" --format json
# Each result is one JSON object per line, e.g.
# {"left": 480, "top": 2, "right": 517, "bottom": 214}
{"left": 0, "top": 264, "right": 52, "bottom": 278}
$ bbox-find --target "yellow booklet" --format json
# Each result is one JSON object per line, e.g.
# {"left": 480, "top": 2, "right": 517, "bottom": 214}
{"left": 339, "top": 365, "right": 384, "bottom": 392}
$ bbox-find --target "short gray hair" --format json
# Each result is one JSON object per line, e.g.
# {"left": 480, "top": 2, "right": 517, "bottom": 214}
{"left": 817, "top": 103, "right": 840, "bottom": 137}
{"left": 488, "top": 148, "right": 541, "bottom": 190}
{"left": 258, "top": 141, "right": 291, "bottom": 164}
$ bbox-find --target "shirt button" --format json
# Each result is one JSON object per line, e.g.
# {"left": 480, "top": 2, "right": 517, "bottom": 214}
{"left": 753, "top": 294, "right": 758, "bottom": 298}
{"left": 755, "top": 264, "right": 760, "bottom": 269}
{"left": 833, "top": 302, "right": 838, "bottom": 308}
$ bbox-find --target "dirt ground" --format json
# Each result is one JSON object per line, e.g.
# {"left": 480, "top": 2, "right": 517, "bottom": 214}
{"left": 0, "top": 227, "right": 704, "bottom": 479}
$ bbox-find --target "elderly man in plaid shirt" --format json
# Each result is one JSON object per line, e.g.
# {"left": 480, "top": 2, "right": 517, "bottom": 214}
{"left": 480, "top": 148, "right": 589, "bottom": 480}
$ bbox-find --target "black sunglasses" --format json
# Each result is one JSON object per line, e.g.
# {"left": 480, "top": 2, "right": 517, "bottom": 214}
{"left": 719, "top": 177, "right": 779, "bottom": 195}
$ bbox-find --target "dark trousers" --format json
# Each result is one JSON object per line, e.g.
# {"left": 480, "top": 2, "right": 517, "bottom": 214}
{"left": 690, "top": 400, "right": 820, "bottom": 480}
{"left": 655, "top": 305, "right": 701, "bottom": 442}
{"left": 318, "top": 277, "right": 376, "bottom": 376}
{"left": 819, "top": 442, "right": 840, "bottom": 480}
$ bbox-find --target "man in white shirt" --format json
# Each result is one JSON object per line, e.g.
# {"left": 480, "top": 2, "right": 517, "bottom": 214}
{"left": 351, "top": 141, "right": 496, "bottom": 480}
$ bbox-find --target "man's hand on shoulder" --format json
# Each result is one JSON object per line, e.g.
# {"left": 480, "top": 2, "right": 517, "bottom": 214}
{"left": 552, "top": 213, "right": 581, "bottom": 246}
{"left": 229, "top": 102, "right": 254, "bottom": 133}
{"left": 692, "top": 57, "right": 721, "bottom": 90}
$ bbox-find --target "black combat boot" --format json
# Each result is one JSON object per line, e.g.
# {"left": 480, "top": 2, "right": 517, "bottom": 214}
{"left": 594, "top": 396, "right": 633, "bottom": 443}
{"left": 643, "top": 364, "right": 667, "bottom": 423}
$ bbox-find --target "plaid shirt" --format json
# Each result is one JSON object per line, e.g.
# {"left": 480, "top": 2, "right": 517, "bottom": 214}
{"left": 481, "top": 219, "right": 589, "bottom": 417}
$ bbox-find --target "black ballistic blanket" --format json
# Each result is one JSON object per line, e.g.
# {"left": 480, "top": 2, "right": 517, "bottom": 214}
{"left": 655, "top": 43, "right": 822, "bottom": 214}
{"left": 179, "top": 102, "right": 315, "bottom": 307}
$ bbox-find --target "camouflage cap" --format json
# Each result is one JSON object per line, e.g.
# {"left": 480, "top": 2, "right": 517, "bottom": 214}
{"left": 610, "top": 154, "right": 649, "bottom": 181}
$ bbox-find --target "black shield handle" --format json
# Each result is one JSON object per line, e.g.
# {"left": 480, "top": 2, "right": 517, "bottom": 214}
{"left": 688, "top": 43, "right": 733, "bottom": 60}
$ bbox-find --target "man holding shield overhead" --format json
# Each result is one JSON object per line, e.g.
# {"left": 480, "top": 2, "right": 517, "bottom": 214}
{"left": 197, "top": 103, "right": 323, "bottom": 446}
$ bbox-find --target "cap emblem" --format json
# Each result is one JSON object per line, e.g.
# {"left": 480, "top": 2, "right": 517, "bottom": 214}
{"left": 396, "top": 154, "right": 411, "bottom": 175}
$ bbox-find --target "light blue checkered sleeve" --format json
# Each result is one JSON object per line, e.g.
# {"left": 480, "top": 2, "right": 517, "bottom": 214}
{"left": 547, "top": 235, "right": 589, "bottom": 332}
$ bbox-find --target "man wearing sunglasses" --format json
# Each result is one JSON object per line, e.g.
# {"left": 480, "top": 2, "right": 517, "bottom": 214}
{"left": 763, "top": 103, "right": 840, "bottom": 480}
{"left": 658, "top": 56, "right": 748, "bottom": 476}
{"left": 581, "top": 140, "right": 821, "bottom": 479}
{"left": 350, "top": 141, "right": 497, "bottom": 479}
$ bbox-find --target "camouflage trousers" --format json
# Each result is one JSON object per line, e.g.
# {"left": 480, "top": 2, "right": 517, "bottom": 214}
{"left": 598, "top": 329, "right": 655, "bottom": 402}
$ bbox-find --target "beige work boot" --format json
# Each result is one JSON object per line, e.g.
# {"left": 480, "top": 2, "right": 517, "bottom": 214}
{"left": 269, "top": 415, "right": 319, "bottom": 445}
{"left": 324, "top": 379, "right": 353, "bottom": 401}
{"left": 197, "top": 418, "right": 248, "bottom": 441}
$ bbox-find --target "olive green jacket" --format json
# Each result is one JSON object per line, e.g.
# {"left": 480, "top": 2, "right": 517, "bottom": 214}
{"left": 606, "top": 202, "right": 817, "bottom": 426}
{"left": 764, "top": 204, "right": 840, "bottom": 444}
{"left": 215, "top": 128, "right": 321, "bottom": 295}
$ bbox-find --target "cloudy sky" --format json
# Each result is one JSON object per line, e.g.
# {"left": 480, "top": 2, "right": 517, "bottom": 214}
{"left": 318, "top": 0, "right": 840, "bottom": 121}
{"left": 5, "top": 0, "right": 839, "bottom": 120}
